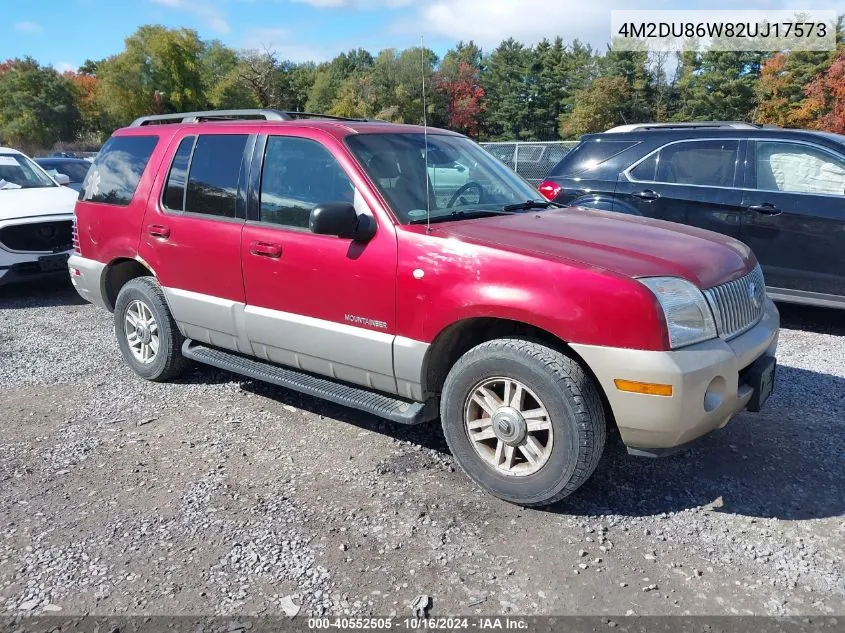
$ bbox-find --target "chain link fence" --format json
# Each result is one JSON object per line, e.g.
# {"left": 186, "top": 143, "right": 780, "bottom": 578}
{"left": 480, "top": 141, "right": 579, "bottom": 187}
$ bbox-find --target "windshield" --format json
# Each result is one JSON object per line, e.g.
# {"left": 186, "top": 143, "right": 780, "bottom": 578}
{"left": 345, "top": 133, "right": 546, "bottom": 224}
{"left": 38, "top": 161, "right": 91, "bottom": 182}
{"left": 0, "top": 154, "right": 57, "bottom": 190}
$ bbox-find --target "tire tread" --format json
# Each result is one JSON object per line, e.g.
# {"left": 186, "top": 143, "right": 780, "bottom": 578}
{"left": 443, "top": 337, "right": 606, "bottom": 506}
{"left": 114, "top": 277, "right": 190, "bottom": 382}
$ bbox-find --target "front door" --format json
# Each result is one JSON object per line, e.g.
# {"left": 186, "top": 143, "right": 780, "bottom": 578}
{"left": 616, "top": 138, "right": 744, "bottom": 236}
{"left": 138, "top": 131, "right": 254, "bottom": 352}
{"left": 741, "top": 139, "right": 845, "bottom": 302}
{"left": 240, "top": 133, "right": 400, "bottom": 394}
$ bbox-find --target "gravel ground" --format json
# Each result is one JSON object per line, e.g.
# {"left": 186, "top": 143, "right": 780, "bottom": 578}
{"left": 0, "top": 278, "right": 843, "bottom": 617}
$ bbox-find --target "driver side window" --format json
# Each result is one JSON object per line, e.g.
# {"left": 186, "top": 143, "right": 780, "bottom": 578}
{"left": 260, "top": 135, "right": 354, "bottom": 229}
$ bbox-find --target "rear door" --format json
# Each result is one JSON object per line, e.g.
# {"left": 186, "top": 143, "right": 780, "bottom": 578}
{"left": 138, "top": 131, "right": 255, "bottom": 352}
{"left": 741, "top": 138, "right": 845, "bottom": 301}
{"left": 615, "top": 138, "right": 744, "bottom": 233}
{"left": 240, "top": 131, "right": 399, "bottom": 395}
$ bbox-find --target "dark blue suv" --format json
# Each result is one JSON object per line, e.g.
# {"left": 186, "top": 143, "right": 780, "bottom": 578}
{"left": 539, "top": 122, "right": 845, "bottom": 309}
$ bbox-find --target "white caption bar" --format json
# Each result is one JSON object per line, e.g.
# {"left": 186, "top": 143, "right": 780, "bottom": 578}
{"left": 611, "top": 10, "right": 836, "bottom": 52}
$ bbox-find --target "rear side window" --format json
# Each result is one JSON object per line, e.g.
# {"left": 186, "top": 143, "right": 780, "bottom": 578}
{"left": 185, "top": 134, "right": 248, "bottom": 218}
{"left": 551, "top": 140, "right": 637, "bottom": 177}
{"left": 631, "top": 140, "right": 739, "bottom": 188}
{"left": 80, "top": 135, "right": 158, "bottom": 205}
{"left": 755, "top": 141, "right": 845, "bottom": 195}
{"left": 162, "top": 136, "right": 196, "bottom": 212}
{"left": 630, "top": 153, "right": 657, "bottom": 181}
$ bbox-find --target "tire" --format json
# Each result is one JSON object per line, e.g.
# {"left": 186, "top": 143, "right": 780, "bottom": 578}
{"left": 114, "top": 277, "right": 190, "bottom": 382}
{"left": 440, "top": 338, "right": 606, "bottom": 507}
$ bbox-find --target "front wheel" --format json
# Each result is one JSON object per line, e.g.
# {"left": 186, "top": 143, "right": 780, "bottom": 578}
{"left": 440, "top": 338, "right": 606, "bottom": 506}
{"left": 114, "top": 277, "right": 190, "bottom": 382}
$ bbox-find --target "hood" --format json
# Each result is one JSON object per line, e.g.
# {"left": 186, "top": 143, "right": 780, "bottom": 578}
{"left": 434, "top": 207, "right": 755, "bottom": 289}
{"left": 0, "top": 186, "right": 78, "bottom": 221}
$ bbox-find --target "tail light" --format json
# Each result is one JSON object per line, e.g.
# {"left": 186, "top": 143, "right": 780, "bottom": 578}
{"left": 538, "top": 180, "right": 562, "bottom": 201}
{"left": 71, "top": 215, "right": 80, "bottom": 254}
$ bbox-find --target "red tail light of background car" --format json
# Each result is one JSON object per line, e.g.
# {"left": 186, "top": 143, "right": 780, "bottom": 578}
{"left": 538, "top": 180, "right": 562, "bottom": 201}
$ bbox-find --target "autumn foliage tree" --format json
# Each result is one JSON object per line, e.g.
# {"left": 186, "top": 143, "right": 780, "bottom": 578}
{"left": 755, "top": 53, "right": 795, "bottom": 126}
{"left": 63, "top": 71, "right": 105, "bottom": 141}
{"left": 801, "top": 53, "right": 845, "bottom": 133}
{"left": 0, "top": 57, "right": 80, "bottom": 148}
{"left": 6, "top": 20, "right": 845, "bottom": 150}
{"left": 438, "top": 61, "right": 485, "bottom": 137}
{"left": 755, "top": 45, "right": 845, "bottom": 134}
{"left": 755, "top": 49, "right": 834, "bottom": 128}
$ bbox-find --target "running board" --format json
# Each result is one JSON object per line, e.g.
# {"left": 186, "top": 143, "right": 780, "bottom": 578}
{"left": 182, "top": 340, "right": 438, "bottom": 425}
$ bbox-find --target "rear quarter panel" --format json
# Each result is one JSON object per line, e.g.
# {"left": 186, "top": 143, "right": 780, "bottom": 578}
{"left": 548, "top": 147, "right": 639, "bottom": 211}
{"left": 74, "top": 128, "right": 177, "bottom": 264}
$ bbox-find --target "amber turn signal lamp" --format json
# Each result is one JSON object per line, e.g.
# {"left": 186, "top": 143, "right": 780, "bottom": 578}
{"left": 614, "top": 379, "right": 673, "bottom": 397}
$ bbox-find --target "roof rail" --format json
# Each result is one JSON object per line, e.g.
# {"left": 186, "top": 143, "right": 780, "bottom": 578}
{"left": 129, "top": 109, "right": 375, "bottom": 127}
{"left": 604, "top": 121, "right": 773, "bottom": 133}
{"left": 286, "top": 111, "right": 374, "bottom": 123}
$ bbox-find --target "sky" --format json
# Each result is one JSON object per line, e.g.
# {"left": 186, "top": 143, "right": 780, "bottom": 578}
{"left": 2, "top": 0, "right": 844, "bottom": 71}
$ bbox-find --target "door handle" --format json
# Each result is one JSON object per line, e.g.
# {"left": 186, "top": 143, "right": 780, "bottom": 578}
{"left": 747, "top": 203, "right": 782, "bottom": 216}
{"left": 249, "top": 241, "right": 282, "bottom": 258}
{"left": 148, "top": 224, "right": 171, "bottom": 239}
{"left": 632, "top": 189, "right": 660, "bottom": 201}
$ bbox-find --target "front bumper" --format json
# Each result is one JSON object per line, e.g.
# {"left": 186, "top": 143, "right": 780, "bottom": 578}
{"left": 570, "top": 298, "right": 780, "bottom": 452}
{"left": 0, "top": 260, "right": 71, "bottom": 287}
{"left": 0, "top": 214, "right": 75, "bottom": 287}
{"left": 67, "top": 254, "right": 108, "bottom": 309}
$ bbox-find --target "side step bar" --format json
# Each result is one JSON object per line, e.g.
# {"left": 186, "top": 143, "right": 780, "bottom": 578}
{"left": 182, "top": 340, "right": 439, "bottom": 425}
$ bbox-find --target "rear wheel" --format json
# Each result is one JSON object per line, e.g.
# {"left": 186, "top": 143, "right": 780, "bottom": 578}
{"left": 114, "top": 277, "right": 189, "bottom": 381}
{"left": 440, "top": 338, "right": 606, "bottom": 506}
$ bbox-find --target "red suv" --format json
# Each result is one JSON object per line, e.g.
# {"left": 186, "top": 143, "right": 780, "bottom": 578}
{"left": 69, "top": 110, "right": 779, "bottom": 506}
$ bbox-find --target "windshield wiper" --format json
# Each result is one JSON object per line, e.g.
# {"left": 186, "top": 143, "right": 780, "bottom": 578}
{"left": 502, "top": 199, "right": 564, "bottom": 212}
{"left": 409, "top": 209, "right": 514, "bottom": 225}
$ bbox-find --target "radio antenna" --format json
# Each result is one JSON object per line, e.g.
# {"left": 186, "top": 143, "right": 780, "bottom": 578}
{"left": 420, "top": 36, "right": 431, "bottom": 232}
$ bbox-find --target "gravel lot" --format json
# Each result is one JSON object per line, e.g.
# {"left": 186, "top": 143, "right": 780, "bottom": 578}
{"left": 0, "top": 279, "right": 843, "bottom": 618}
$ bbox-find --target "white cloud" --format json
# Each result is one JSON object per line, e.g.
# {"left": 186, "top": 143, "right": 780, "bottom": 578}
{"left": 394, "top": 0, "right": 674, "bottom": 50}
{"left": 242, "top": 28, "right": 333, "bottom": 62}
{"left": 291, "top": 0, "right": 413, "bottom": 8}
{"left": 400, "top": 0, "right": 845, "bottom": 51}
{"left": 149, "top": 0, "right": 231, "bottom": 34}
{"left": 14, "top": 21, "right": 43, "bottom": 34}
{"left": 393, "top": 0, "right": 820, "bottom": 50}
{"left": 55, "top": 61, "right": 75, "bottom": 73}
{"left": 293, "top": 0, "right": 346, "bottom": 6}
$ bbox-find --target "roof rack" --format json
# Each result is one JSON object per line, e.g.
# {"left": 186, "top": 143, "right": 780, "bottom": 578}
{"left": 603, "top": 121, "right": 777, "bottom": 133}
{"left": 129, "top": 109, "right": 374, "bottom": 127}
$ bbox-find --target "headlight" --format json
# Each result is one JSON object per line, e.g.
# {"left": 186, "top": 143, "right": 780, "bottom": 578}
{"left": 639, "top": 277, "right": 717, "bottom": 349}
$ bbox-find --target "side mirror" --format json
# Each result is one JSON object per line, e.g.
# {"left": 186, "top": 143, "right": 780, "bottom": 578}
{"left": 309, "top": 202, "right": 376, "bottom": 242}
{"left": 54, "top": 173, "right": 71, "bottom": 186}
{"left": 455, "top": 163, "right": 466, "bottom": 172}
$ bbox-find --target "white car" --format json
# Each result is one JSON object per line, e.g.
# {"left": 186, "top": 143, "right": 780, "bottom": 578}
{"left": 428, "top": 160, "right": 469, "bottom": 191}
{"left": 0, "top": 147, "right": 79, "bottom": 287}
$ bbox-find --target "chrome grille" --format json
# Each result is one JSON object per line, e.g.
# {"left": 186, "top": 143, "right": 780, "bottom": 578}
{"left": 704, "top": 265, "right": 767, "bottom": 340}
{"left": 0, "top": 220, "right": 73, "bottom": 253}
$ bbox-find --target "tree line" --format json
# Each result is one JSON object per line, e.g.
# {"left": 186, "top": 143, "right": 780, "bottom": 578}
{"left": 1, "top": 23, "right": 844, "bottom": 153}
